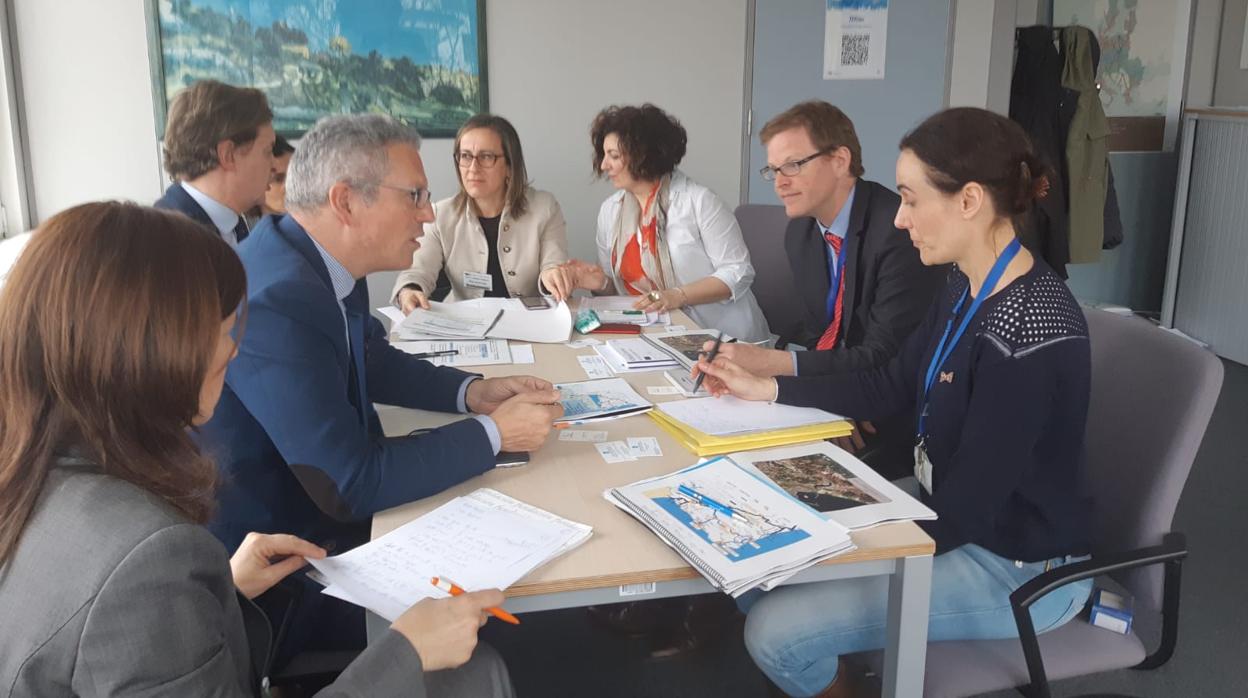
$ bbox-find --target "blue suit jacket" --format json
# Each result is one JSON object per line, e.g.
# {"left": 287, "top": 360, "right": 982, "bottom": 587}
{"left": 201, "top": 214, "right": 495, "bottom": 553}
{"left": 154, "top": 182, "right": 216, "bottom": 230}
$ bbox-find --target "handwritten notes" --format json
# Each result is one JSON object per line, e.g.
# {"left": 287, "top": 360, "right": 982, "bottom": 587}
{"left": 309, "top": 489, "right": 591, "bottom": 621}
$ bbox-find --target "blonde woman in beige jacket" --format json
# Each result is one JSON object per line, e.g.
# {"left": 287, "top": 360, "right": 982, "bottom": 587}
{"left": 392, "top": 114, "right": 569, "bottom": 312}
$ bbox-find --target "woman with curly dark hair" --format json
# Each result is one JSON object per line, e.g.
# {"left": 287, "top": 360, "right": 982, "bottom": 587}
{"left": 549, "top": 104, "right": 769, "bottom": 341}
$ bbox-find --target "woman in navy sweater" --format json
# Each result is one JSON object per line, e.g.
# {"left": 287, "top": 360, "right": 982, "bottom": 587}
{"left": 695, "top": 107, "right": 1093, "bottom": 697}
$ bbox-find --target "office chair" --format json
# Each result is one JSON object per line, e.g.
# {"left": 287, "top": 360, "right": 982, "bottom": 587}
{"left": 733, "top": 204, "right": 803, "bottom": 348}
{"left": 857, "top": 308, "right": 1224, "bottom": 697}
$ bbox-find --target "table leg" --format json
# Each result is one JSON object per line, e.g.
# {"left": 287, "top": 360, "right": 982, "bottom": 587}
{"left": 882, "top": 554, "right": 933, "bottom": 698}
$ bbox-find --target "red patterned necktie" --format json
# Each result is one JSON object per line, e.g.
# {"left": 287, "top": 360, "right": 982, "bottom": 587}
{"left": 815, "top": 234, "right": 845, "bottom": 351}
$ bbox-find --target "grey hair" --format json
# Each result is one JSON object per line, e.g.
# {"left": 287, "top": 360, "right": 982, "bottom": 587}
{"left": 285, "top": 114, "right": 422, "bottom": 211}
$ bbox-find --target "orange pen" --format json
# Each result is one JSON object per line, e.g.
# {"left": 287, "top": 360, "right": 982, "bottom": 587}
{"left": 430, "top": 576, "right": 520, "bottom": 625}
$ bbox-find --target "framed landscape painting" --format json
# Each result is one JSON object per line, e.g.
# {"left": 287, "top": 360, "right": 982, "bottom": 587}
{"left": 145, "top": 0, "right": 487, "bottom": 138}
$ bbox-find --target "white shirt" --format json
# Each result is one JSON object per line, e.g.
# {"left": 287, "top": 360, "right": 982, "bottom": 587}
{"left": 595, "top": 171, "right": 770, "bottom": 342}
{"left": 180, "top": 181, "right": 245, "bottom": 249}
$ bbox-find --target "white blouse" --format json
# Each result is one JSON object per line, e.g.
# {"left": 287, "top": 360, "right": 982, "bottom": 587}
{"left": 596, "top": 170, "right": 770, "bottom": 342}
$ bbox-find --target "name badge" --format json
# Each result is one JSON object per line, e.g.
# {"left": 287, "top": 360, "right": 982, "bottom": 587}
{"left": 463, "top": 271, "right": 493, "bottom": 291}
{"left": 914, "top": 443, "right": 933, "bottom": 494}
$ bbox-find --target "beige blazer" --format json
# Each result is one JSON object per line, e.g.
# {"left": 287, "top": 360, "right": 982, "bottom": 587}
{"left": 392, "top": 187, "right": 568, "bottom": 304}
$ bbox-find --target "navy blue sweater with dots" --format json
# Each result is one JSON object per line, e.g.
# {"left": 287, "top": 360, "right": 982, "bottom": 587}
{"left": 776, "top": 260, "right": 1092, "bottom": 560}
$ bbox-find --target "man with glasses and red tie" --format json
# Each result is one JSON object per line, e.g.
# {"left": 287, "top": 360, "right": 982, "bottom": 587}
{"left": 705, "top": 101, "right": 942, "bottom": 476}
{"left": 199, "top": 113, "right": 563, "bottom": 672}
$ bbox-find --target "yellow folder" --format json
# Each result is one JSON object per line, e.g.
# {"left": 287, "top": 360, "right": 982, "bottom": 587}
{"left": 649, "top": 409, "right": 855, "bottom": 457}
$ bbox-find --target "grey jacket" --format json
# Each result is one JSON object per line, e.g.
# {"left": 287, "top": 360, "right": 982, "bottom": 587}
{"left": 0, "top": 462, "right": 424, "bottom": 697}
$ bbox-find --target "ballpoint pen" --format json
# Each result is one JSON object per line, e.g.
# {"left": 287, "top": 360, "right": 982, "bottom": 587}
{"left": 430, "top": 576, "right": 521, "bottom": 625}
{"left": 691, "top": 330, "right": 724, "bottom": 393}
{"left": 409, "top": 349, "right": 459, "bottom": 359}
{"left": 676, "top": 484, "right": 746, "bottom": 522}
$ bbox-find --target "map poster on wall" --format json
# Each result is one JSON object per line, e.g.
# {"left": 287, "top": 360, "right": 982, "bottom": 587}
{"left": 1054, "top": 0, "right": 1191, "bottom": 151}
{"left": 823, "top": 0, "right": 888, "bottom": 80}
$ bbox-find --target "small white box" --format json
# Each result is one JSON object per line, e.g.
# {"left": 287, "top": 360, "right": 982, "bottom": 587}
{"left": 1089, "top": 589, "right": 1133, "bottom": 635}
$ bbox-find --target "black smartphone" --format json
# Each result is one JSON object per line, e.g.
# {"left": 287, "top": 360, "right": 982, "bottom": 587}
{"left": 496, "top": 451, "right": 531, "bottom": 467}
{"left": 519, "top": 296, "right": 550, "bottom": 310}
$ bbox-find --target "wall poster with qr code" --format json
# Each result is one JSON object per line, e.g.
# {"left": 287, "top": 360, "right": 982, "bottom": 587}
{"left": 824, "top": 0, "right": 888, "bottom": 80}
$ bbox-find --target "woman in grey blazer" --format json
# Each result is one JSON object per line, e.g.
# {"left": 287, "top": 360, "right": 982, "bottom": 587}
{"left": 0, "top": 202, "right": 513, "bottom": 697}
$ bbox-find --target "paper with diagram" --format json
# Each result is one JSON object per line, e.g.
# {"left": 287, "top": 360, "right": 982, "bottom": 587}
{"left": 604, "top": 456, "right": 855, "bottom": 595}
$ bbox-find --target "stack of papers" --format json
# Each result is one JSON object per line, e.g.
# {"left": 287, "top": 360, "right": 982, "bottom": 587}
{"left": 604, "top": 456, "right": 855, "bottom": 596}
{"left": 603, "top": 338, "right": 680, "bottom": 370}
{"left": 555, "top": 378, "right": 653, "bottom": 424}
{"left": 730, "top": 442, "right": 936, "bottom": 530}
{"left": 461, "top": 298, "right": 573, "bottom": 343}
{"left": 663, "top": 369, "right": 709, "bottom": 397}
{"left": 393, "top": 339, "right": 512, "bottom": 367}
{"left": 650, "top": 397, "right": 854, "bottom": 456}
{"left": 396, "top": 302, "right": 501, "bottom": 339}
{"left": 642, "top": 329, "right": 732, "bottom": 370}
{"left": 308, "top": 489, "right": 591, "bottom": 622}
{"left": 395, "top": 299, "right": 573, "bottom": 344}
{"left": 584, "top": 296, "right": 670, "bottom": 326}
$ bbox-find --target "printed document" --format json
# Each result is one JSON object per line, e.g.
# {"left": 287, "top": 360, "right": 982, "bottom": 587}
{"left": 309, "top": 489, "right": 591, "bottom": 621}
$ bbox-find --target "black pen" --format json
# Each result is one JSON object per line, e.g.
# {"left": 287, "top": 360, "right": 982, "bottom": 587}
{"left": 692, "top": 330, "right": 725, "bottom": 393}
{"left": 410, "top": 349, "right": 458, "bottom": 360}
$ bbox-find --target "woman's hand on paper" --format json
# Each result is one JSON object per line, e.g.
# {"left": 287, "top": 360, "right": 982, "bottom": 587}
{"left": 631, "top": 287, "right": 683, "bottom": 313}
{"left": 397, "top": 286, "right": 431, "bottom": 315}
{"left": 391, "top": 589, "right": 505, "bottom": 671}
{"left": 540, "top": 265, "right": 576, "bottom": 302}
{"left": 229, "top": 532, "right": 327, "bottom": 600}
{"left": 693, "top": 355, "right": 779, "bottom": 402}
{"left": 701, "top": 340, "right": 793, "bottom": 377}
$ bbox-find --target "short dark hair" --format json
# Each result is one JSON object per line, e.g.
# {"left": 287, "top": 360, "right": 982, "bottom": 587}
{"left": 272, "top": 134, "right": 295, "bottom": 158}
{"left": 760, "top": 101, "right": 864, "bottom": 177}
{"left": 591, "top": 104, "right": 687, "bottom": 182}
{"left": 452, "top": 113, "right": 530, "bottom": 217}
{"left": 0, "top": 202, "right": 247, "bottom": 564}
{"left": 163, "top": 80, "right": 274, "bottom": 181}
{"left": 899, "top": 107, "right": 1049, "bottom": 218}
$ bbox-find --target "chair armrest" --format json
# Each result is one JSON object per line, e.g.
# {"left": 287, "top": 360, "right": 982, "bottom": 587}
{"left": 1007, "top": 532, "right": 1188, "bottom": 698}
{"left": 1011, "top": 532, "right": 1187, "bottom": 610}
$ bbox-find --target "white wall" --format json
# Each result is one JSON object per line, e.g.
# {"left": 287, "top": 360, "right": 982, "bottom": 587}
{"left": 9, "top": 0, "right": 747, "bottom": 310}
{"left": 947, "top": 0, "right": 1017, "bottom": 113}
{"left": 1214, "top": 0, "right": 1248, "bottom": 105}
{"left": 13, "top": 0, "right": 163, "bottom": 223}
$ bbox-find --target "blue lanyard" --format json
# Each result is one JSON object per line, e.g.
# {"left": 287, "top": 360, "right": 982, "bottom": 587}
{"left": 824, "top": 236, "right": 849, "bottom": 323}
{"left": 918, "top": 238, "right": 1022, "bottom": 438}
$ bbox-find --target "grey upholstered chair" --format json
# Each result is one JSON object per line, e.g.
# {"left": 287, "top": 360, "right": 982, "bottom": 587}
{"left": 733, "top": 204, "right": 803, "bottom": 348}
{"left": 860, "top": 308, "right": 1224, "bottom": 698}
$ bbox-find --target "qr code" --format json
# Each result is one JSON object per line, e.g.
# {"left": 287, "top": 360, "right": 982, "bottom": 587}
{"left": 840, "top": 34, "right": 870, "bottom": 66}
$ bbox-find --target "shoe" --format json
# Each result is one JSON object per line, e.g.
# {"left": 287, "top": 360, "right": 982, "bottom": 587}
{"left": 586, "top": 601, "right": 667, "bottom": 638}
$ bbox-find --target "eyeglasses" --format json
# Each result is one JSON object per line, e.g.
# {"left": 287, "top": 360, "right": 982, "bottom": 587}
{"left": 760, "top": 148, "right": 832, "bottom": 181}
{"left": 454, "top": 151, "right": 504, "bottom": 169}
{"left": 377, "top": 183, "right": 433, "bottom": 208}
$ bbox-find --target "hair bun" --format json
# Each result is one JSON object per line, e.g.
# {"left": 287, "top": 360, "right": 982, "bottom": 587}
{"left": 1012, "top": 156, "right": 1048, "bottom": 214}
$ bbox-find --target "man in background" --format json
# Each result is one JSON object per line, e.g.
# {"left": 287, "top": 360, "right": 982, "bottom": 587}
{"left": 155, "top": 79, "right": 275, "bottom": 248}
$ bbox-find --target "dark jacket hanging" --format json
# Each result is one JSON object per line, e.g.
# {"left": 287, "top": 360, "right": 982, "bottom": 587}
{"left": 1009, "top": 25, "right": 1074, "bottom": 278}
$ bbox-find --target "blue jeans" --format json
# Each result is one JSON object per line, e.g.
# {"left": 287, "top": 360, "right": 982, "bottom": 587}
{"left": 739, "top": 543, "right": 1092, "bottom": 697}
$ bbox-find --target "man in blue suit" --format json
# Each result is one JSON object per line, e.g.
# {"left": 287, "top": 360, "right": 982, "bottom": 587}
{"left": 154, "top": 80, "right": 276, "bottom": 248}
{"left": 201, "top": 113, "right": 563, "bottom": 665}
